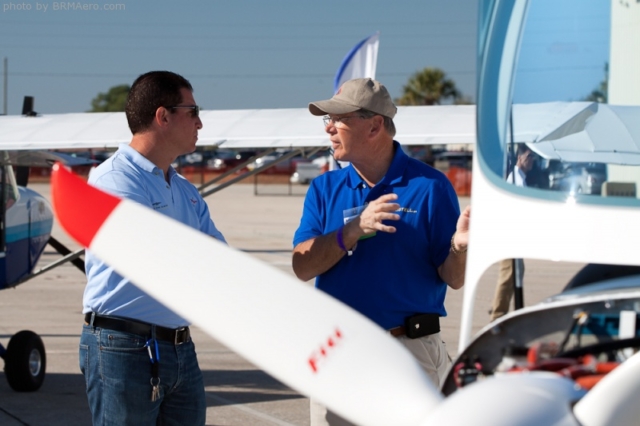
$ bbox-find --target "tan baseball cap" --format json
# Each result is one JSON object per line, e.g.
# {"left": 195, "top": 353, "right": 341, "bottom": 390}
{"left": 308, "top": 78, "right": 397, "bottom": 119}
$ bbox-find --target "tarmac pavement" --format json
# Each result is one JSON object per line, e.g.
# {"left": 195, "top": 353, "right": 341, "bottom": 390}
{"left": 0, "top": 181, "right": 585, "bottom": 425}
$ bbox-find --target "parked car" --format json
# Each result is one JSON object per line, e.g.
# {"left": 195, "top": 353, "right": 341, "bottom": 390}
{"left": 248, "top": 152, "right": 327, "bottom": 175}
{"left": 173, "top": 150, "right": 215, "bottom": 169}
{"left": 290, "top": 156, "right": 330, "bottom": 184}
{"left": 206, "top": 150, "right": 256, "bottom": 172}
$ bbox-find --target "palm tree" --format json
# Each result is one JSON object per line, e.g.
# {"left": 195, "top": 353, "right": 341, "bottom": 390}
{"left": 396, "top": 67, "right": 461, "bottom": 105}
{"left": 584, "top": 62, "right": 608, "bottom": 103}
{"left": 396, "top": 68, "right": 464, "bottom": 166}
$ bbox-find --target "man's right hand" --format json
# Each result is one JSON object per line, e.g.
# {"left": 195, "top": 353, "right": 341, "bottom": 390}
{"left": 351, "top": 193, "right": 401, "bottom": 236}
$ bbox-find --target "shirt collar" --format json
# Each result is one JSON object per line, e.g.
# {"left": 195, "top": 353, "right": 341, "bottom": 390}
{"left": 345, "top": 141, "right": 408, "bottom": 189}
{"left": 118, "top": 143, "right": 174, "bottom": 178}
{"left": 514, "top": 166, "right": 527, "bottom": 186}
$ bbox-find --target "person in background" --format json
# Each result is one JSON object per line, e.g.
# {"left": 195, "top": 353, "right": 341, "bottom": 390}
{"left": 489, "top": 143, "right": 533, "bottom": 321}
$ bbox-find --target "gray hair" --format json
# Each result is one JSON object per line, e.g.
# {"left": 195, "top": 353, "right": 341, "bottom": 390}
{"left": 358, "top": 109, "right": 396, "bottom": 137}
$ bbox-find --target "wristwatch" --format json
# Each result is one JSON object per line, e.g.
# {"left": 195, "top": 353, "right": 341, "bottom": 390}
{"left": 450, "top": 234, "right": 467, "bottom": 255}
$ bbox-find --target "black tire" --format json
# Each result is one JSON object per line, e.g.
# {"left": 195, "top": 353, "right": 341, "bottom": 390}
{"left": 4, "top": 330, "right": 46, "bottom": 392}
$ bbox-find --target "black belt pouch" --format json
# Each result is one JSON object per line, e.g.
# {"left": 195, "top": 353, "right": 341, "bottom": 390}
{"left": 404, "top": 313, "right": 440, "bottom": 339}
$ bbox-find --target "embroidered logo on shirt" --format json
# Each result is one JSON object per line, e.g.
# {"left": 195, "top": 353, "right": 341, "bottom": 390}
{"left": 152, "top": 201, "right": 168, "bottom": 210}
{"left": 397, "top": 207, "right": 417, "bottom": 214}
{"left": 190, "top": 197, "right": 198, "bottom": 205}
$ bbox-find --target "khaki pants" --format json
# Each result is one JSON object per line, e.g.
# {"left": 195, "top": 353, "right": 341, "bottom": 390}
{"left": 490, "top": 258, "right": 525, "bottom": 321}
{"left": 309, "top": 332, "right": 451, "bottom": 426}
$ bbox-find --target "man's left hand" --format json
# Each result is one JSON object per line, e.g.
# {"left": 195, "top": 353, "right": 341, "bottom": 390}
{"left": 453, "top": 205, "right": 471, "bottom": 251}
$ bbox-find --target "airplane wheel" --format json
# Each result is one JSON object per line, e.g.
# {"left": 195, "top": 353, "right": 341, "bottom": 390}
{"left": 4, "top": 330, "right": 46, "bottom": 392}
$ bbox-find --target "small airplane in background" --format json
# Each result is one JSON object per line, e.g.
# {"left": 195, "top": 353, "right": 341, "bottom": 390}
{"left": 0, "top": 105, "right": 97, "bottom": 391}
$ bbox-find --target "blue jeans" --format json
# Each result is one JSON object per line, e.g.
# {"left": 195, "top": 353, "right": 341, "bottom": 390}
{"left": 79, "top": 324, "right": 206, "bottom": 426}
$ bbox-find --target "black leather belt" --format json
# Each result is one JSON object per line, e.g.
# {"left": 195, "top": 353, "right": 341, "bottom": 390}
{"left": 84, "top": 313, "right": 190, "bottom": 345}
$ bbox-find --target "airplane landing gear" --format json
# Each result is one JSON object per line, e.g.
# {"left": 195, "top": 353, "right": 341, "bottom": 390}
{"left": 1, "top": 330, "right": 46, "bottom": 392}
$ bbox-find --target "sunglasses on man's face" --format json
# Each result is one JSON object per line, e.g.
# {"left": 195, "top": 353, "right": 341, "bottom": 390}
{"left": 168, "top": 105, "right": 201, "bottom": 118}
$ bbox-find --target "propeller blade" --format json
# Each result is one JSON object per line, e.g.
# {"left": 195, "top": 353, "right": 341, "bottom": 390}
{"left": 421, "top": 373, "right": 584, "bottom": 426}
{"left": 51, "top": 163, "right": 442, "bottom": 426}
{"left": 573, "top": 350, "right": 640, "bottom": 426}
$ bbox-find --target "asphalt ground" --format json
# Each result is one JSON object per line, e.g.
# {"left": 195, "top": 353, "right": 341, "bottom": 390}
{"left": 0, "top": 181, "right": 585, "bottom": 425}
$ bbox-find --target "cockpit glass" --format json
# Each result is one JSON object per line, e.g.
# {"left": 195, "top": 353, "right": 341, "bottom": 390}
{"left": 2, "top": 166, "right": 20, "bottom": 211}
{"left": 479, "top": 0, "right": 640, "bottom": 206}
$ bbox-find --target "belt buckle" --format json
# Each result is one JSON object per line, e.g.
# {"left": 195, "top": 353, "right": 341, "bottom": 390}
{"left": 175, "top": 327, "right": 187, "bottom": 345}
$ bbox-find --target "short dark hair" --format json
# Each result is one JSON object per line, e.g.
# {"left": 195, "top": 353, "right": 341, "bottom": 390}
{"left": 516, "top": 143, "right": 532, "bottom": 157}
{"left": 125, "top": 71, "right": 194, "bottom": 134}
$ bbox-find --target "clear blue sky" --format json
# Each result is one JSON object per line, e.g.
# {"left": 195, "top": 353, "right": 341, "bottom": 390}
{"left": 513, "top": 0, "right": 610, "bottom": 104}
{"left": 0, "top": 0, "right": 478, "bottom": 115}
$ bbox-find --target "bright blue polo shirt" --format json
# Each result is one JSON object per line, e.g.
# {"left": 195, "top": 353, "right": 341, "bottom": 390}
{"left": 84, "top": 144, "right": 226, "bottom": 328}
{"left": 293, "top": 142, "right": 460, "bottom": 329}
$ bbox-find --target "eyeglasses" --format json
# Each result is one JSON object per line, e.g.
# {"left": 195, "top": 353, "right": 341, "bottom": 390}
{"left": 322, "top": 115, "right": 365, "bottom": 128}
{"left": 520, "top": 152, "right": 535, "bottom": 161}
{"left": 168, "top": 105, "right": 201, "bottom": 118}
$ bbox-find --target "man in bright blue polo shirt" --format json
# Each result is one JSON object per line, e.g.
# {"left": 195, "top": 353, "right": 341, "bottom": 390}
{"left": 82, "top": 71, "right": 225, "bottom": 425}
{"left": 292, "top": 78, "right": 470, "bottom": 426}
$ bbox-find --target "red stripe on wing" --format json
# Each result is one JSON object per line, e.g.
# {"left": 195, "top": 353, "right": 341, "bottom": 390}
{"left": 51, "top": 163, "right": 121, "bottom": 248}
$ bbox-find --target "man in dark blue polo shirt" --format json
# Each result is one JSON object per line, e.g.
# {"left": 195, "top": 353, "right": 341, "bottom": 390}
{"left": 292, "top": 78, "right": 470, "bottom": 426}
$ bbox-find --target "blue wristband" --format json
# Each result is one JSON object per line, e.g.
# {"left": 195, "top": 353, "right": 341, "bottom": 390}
{"left": 336, "top": 226, "right": 355, "bottom": 256}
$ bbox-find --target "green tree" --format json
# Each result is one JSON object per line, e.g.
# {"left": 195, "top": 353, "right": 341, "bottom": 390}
{"left": 395, "top": 68, "right": 468, "bottom": 165}
{"left": 396, "top": 67, "right": 461, "bottom": 106}
{"left": 584, "top": 62, "right": 608, "bottom": 103}
{"left": 89, "top": 84, "right": 130, "bottom": 112}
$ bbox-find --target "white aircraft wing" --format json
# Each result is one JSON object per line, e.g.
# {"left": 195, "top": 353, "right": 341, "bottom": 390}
{"left": 0, "top": 105, "right": 477, "bottom": 151}
{"left": 209, "top": 102, "right": 640, "bottom": 161}
{"left": 513, "top": 102, "right": 640, "bottom": 165}
{"left": 2, "top": 150, "right": 97, "bottom": 167}
{"left": 0, "top": 112, "right": 131, "bottom": 150}
{"left": 7, "top": 102, "right": 639, "bottom": 165}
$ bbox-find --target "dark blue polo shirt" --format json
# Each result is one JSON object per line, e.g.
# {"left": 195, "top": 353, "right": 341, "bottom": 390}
{"left": 293, "top": 142, "right": 460, "bottom": 329}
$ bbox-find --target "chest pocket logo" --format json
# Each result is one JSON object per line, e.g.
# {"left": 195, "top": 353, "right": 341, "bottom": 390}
{"left": 152, "top": 201, "right": 168, "bottom": 211}
{"left": 397, "top": 207, "right": 417, "bottom": 214}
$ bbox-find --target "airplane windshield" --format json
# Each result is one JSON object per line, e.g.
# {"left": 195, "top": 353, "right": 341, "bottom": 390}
{"left": 479, "top": 0, "right": 640, "bottom": 206}
{"left": 2, "top": 165, "right": 20, "bottom": 211}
